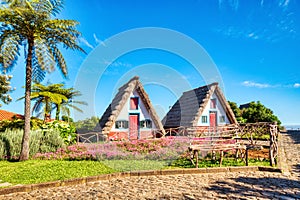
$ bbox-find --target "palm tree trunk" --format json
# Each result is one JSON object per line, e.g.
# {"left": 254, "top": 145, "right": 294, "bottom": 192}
{"left": 55, "top": 104, "right": 61, "bottom": 120}
{"left": 19, "top": 38, "right": 34, "bottom": 161}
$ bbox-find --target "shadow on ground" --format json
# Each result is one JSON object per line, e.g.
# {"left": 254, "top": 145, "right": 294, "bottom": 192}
{"left": 286, "top": 130, "right": 300, "bottom": 144}
{"left": 291, "top": 164, "right": 300, "bottom": 178}
{"left": 206, "top": 176, "right": 300, "bottom": 199}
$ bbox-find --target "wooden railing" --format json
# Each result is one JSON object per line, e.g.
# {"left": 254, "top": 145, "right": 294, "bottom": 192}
{"left": 163, "top": 122, "right": 278, "bottom": 167}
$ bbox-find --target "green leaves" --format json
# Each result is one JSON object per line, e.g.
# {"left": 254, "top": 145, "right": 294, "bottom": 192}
{"left": 0, "top": 73, "right": 13, "bottom": 107}
{"left": 0, "top": 0, "right": 84, "bottom": 81}
{"left": 228, "top": 101, "right": 281, "bottom": 125}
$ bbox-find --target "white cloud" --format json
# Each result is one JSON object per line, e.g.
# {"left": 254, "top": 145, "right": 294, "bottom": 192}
{"left": 242, "top": 81, "right": 271, "bottom": 88}
{"left": 103, "top": 60, "right": 132, "bottom": 68}
{"left": 93, "top": 34, "right": 106, "bottom": 46}
{"left": 294, "top": 83, "right": 300, "bottom": 88}
{"left": 78, "top": 37, "right": 94, "bottom": 49}
{"left": 247, "top": 32, "right": 259, "bottom": 40}
{"left": 242, "top": 81, "right": 300, "bottom": 89}
{"left": 279, "top": 0, "right": 290, "bottom": 8}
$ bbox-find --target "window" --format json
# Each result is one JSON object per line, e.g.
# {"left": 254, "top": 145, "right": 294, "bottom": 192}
{"left": 219, "top": 116, "right": 225, "bottom": 123}
{"left": 130, "top": 97, "right": 139, "bottom": 110}
{"left": 201, "top": 116, "right": 208, "bottom": 123}
{"left": 210, "top": 98, "right": 217, "bottom": 109}
{"left": 140, "top": 119, "right": 152, "bottom": 128}
{"left": 115, "top": 120, "right": 128, "bottom": 129}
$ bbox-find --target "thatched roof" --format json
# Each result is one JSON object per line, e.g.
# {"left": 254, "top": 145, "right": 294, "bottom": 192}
{"left": 162, "top": 82, "right": 237, "bottom": 128}
{"left": 98, "top": 76, "right": 165, "bottom": 135}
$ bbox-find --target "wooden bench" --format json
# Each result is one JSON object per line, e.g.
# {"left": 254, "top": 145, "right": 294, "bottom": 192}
{"left": 188, "top": 138, "right": 246, "bottom": 167}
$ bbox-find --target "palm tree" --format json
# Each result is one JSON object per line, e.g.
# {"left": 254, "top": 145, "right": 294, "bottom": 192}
{"left": 52, "top": 87, "right": 87, "bottom": 121}
{"left": 0, "top": 0, "right": 84, "bottom": 160}
{"left": 21, "top": 83, "right": 68, "bottom": 121}
{"left": 21, "top": 83, "right": 86, "bottom": 122}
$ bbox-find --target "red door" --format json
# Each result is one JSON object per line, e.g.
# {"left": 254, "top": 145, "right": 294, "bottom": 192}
{"left": 129, "top": 114, "right": 139, "bottom": 140}
{"left": 209, "top": 112, "right": 217, "bottom": 127}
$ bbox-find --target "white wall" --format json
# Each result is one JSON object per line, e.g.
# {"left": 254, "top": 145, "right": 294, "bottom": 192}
{"left": 197, "top": 92, "right": 230, "bottom": 126}
{"left": 111, "top": 90, "right": 157, "bottom": 131}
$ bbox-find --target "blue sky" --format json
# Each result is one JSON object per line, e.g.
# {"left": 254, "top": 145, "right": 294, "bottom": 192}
{"left": 1, "top": 0, "right": 300, "bottom": 125}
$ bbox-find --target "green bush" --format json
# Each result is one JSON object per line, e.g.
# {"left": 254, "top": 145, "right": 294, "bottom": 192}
{"left": 40, "top": 121, "right": 77, "bottom": 145}
{"left": 0, "top": 118, "right": 44, "bottom": 132}
{"left": 0, "top": 129, "right": 65, "bottom": 159}
{"left": 0, "top": 119, "right": 77, "bottom": 145}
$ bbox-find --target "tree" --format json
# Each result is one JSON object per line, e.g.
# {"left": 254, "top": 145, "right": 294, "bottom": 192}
{"left": 0, "top": 73, "right": 13, "bottom": 107}
{"left": 228, "top": 101, "right": 245, "bottom": 123}
{"left": 229, "top": 101, "right": 281, "bottom": 125}
{"left": 241, "top": 101, "right": 281, "bottom": 125}
{"left": 20, "top": 82, "right": 86, "bottom": 122}
{"left": 74, "top": 116, "right": 100, "bottom": 133}
{"left": 52, "top": 86, "right": 87, "bottom": 121}
{"left": 26, "top": 83, "right": 68, "bottom": 121}
{"left": 0, "top": 0, "right": 84, "bottom": 160}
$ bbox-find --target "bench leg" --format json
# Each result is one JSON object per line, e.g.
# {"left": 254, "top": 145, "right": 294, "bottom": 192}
{"left": 195, "top": 150, "right": 199, "bottom": 168}
{"left": 246, "top": 148, "right": 249, "bottom": 166}
{"left": 220, "top": 150, "right": 224, "bottom": 167}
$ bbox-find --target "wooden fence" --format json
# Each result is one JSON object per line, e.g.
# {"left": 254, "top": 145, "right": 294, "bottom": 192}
{"left": 76, "top": 122, "right": 278, "bottom": 166}
{"left": 163, "top": 122, "right": 278, "bottom": 166}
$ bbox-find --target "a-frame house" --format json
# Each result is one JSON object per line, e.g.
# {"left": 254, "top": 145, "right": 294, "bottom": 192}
{"left": 98, "top": 76, "right": 165, "bottom": 140}
{"left": 162, "top": 82, "right": 237, "bottom": 129}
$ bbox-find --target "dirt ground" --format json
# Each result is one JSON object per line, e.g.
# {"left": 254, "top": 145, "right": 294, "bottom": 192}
{"left": 246, "top": 148, "right": 269, "bottom": 159}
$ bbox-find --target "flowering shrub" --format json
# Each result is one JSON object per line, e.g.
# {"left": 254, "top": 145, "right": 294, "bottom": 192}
{"left": 33, "top": 144, "right": 94, "bottom": 160}
{"left": 33, "top": 137, "right": 191, "bottom": 161}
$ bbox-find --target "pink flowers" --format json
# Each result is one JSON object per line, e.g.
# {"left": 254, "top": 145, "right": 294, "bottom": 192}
{"left": 33, "top": 137, "right": 190, "bottom": 161}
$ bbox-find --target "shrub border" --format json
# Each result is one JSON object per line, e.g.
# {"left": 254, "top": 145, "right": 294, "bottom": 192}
{"left": 0, "top": 166, "right": 282, "bottom": 195}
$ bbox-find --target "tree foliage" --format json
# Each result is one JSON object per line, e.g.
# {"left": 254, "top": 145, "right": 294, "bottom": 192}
{"left": 24, "top": 83, "right": 68, "bottom": 121}
{"left": 241, "top": 101, "right": 281, "bottom": 125}
{"left": 0, "top": 74, "right": 13, "bottom": 107}
{"left": 19, "top": 82, "right": 86, "bottom": 121}
{"left": 0, "top": 0, "right": 84, "bottom": 161}
{"left": 74, "top": 116, "right": 100, "bottom": 133}
{"left": 228, "top": 101, "right": 245, "bottom": 123}
{"left": 228, "top": 101, "right": 281, "bottom": 125}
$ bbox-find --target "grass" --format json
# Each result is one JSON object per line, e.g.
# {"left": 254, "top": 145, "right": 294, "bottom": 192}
{"left": 0, "top": 160, "right": 116, "bottom": 185}
{"left": 171, "top": 157, "right": 270, "bottom": 168}
{"left": 0, "top": 158, "right": 270, "bottom": 187}
{"left": 101, "top": 159, "right": 170, "bottom": 172}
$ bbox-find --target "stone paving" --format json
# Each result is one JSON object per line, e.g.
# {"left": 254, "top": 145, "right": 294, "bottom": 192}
{"left": 0, "top": 131, "right": 300, "bottom": 200}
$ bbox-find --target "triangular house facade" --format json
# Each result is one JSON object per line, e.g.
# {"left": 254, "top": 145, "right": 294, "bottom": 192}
{"left": 98, "top": 76, "right": 165, "bottom": 140}
{"left": 162, "top": 82, "right": 237, "bottom": 128}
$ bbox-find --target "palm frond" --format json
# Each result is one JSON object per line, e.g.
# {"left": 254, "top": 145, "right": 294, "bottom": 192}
{"left": 0, "top": 32, "right": 21, "bottom": 70}
{"left": 48, "top": 44, "right": 67, "bottom": 77}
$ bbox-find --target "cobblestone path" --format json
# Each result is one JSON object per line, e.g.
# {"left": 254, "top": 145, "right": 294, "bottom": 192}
{"left": 280, "top": 131, "right": 300, "bottom": 178}
{"left": 1, "top": 132, "right": 300, "bottom": 200}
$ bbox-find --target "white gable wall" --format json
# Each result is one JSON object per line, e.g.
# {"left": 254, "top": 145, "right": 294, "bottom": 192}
{"left": 197, "top": 92, "right": 230, "bottom": 126}
{"left": 111, "top": 90, "right": 157, "bottom": 131}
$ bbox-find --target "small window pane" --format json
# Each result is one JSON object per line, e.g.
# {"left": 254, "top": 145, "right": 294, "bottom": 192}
{"left": 115, "top": 120, "right": 128, "bottom": 129}
{"left": 201, "top": 116, "right": 208, "bottom": 123}
{"left": 219, "top": 116, "right": 225, "bottom": 123}
{"left": 140, "top": 119, "right": 152, "bottom": 128}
